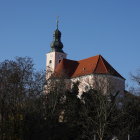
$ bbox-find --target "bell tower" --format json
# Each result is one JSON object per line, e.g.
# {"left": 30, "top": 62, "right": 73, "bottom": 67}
{"left": 46, "top": 19, "right": 67, "bottom": 78}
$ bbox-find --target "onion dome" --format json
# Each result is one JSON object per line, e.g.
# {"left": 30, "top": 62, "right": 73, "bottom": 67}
{"left": 50, "top": 19, "right": 64, "bottom": 53}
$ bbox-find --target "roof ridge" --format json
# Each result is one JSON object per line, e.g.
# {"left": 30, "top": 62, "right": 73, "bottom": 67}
{"left": 78, "top": 55, "right": 100, "bottom": 62}
{"left": 99, "top": 55, "right": 109, "bottom": 73}
{"left": 63, "top": 58, "right": 78, "bottom": 62}
{"left": 93, "top": 55, "right": 101, "bottom": 73}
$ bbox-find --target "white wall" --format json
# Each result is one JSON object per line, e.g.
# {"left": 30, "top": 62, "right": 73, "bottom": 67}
{"left": 71, "top": 74, "right": 125, "bottom": 97}
{"left": 46, "top": 51, "right": 67, "bottom": 79}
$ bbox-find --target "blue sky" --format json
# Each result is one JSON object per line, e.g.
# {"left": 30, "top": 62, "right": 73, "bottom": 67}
{"left": 0, "top": 0, "right": 140, "bottom": 87}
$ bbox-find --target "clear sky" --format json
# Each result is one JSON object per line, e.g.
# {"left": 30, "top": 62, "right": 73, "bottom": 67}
{"left": 0, "top": 0, "right": 140, "bottom": 87}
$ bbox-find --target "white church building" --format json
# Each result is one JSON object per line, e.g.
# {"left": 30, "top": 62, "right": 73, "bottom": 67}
{"left": 46, "top": 24, "right": 125, "bottom": 96}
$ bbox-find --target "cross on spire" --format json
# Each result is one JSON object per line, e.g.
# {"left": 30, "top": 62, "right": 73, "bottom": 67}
{"left": 56, "top": 16, "right": 59, "bottom": 29}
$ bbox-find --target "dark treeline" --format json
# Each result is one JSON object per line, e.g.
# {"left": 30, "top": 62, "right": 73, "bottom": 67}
{"left": 0, "top": 57, "right": 139, "bottom": 140}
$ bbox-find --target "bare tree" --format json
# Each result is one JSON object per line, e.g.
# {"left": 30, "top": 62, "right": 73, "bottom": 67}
{"left": 67, "top": 75, "right": 125, "bottom": 140}
{"left": 0, "top": 57, "right": 45, "bottom": 140}
{"left": 44, "top": 71, "right": 69, "bottom": 122}
{"left": 79, "top": 89, "right": 121, "bottom": 140}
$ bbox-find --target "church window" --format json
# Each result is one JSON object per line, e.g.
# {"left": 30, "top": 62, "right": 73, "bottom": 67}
{"left": 49, "top": 60, "right": 52, "bottom": 64}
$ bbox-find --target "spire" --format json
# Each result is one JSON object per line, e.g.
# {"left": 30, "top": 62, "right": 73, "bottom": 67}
{"left": 50, "top": 17, "right": 64, "bottom": 53}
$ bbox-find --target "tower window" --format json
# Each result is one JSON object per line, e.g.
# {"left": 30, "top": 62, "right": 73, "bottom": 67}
{"left": 49, "top": 60, "right": 52, "bottom": 64}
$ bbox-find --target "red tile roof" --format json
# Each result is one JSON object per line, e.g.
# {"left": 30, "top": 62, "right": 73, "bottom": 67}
{"left": 55, "top": 55, "right": 125, "bottom": 79}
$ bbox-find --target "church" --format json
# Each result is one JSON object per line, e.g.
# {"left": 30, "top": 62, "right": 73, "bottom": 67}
{"left": 46, "top": 23, "right": 125, "bottom": 96}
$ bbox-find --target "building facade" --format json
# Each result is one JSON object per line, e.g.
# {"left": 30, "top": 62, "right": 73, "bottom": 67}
{"left": 46, "top": 25, "right": 125, "bottom": 96}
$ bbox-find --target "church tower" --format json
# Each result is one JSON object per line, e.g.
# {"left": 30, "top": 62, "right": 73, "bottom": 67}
{"left": 46, "top": 20, "right": 67, "bottom": 78}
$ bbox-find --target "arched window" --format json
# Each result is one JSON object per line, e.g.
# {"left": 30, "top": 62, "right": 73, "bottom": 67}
{"left": 59, "top": 60, "right": 61, "bottom": 63}
{"left": 49, "top": 60, "right": 52, "bottom": 64}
